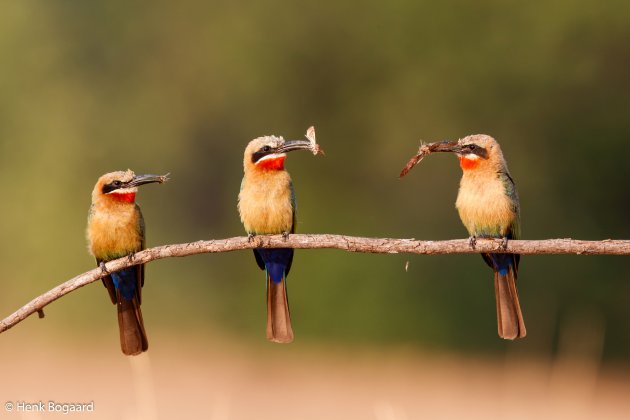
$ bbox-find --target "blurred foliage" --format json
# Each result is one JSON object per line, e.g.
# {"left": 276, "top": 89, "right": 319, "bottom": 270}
{"left": 0, "top": 0, "right": 628, "bottom": 362}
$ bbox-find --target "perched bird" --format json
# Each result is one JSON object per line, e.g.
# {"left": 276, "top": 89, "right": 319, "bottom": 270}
{"left": 87, "top": 170, "right": 166, "bottom": 355}
{"left": 437, "top": 135, "right": 526, "bottom": 339}
{"left": 238, "top": 136, "right": 314, "bottom": 343}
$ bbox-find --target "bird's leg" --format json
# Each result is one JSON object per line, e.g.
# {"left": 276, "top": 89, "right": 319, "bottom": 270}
{"left": 468, "top": 235, "right": 477, "bottom": 249}
{"left": 99, "top": 261, "right": 109, "bottom": 274}
{"left": 127, "top": 252, "right": 135, "bottom": 263}
{"left": 247, "top": 232, "right": 256, "bottom": 243}
{"left": 500, "top": 236, "right": 509, "bottom": 251}
{"left": 282, "top": 231, "right": 290, "bottom": 241}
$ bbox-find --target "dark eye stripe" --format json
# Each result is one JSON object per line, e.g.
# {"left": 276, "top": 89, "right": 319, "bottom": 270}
{"left": 102, "top": 180, "right": 122, "bottom": 193}
{"left": 464, "top": 144, "right": 488, "bottom": 159}
{"left": 251, "top": 146, "right": 274, "bottom": 163}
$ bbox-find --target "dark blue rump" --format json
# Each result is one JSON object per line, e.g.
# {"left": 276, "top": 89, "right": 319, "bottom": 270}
{"left": 111, "top": 267, "right": 138, "bottom": 301}
{"left": 254, "top": 248, "right": 294, "bottom": 284}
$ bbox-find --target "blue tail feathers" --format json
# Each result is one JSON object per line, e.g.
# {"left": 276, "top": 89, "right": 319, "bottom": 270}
{"left": 255, "top": 248, "right": 294, "bottom": 284}
{"left": 111, "top": 267, "right": 138, "bottom": 301}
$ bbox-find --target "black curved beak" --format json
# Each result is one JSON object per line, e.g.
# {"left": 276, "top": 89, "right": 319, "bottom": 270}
{"left": 277, "top": 140, "right": 313, "bottom": 153}
{"left": 430, "top": 140, "right": 462, "bottom": 154}
{"left": 125, "top": 173, "right": 169, "bottom": 188}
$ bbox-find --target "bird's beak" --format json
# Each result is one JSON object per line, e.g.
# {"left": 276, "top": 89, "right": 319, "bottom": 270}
{"left": 277, "top": 140, "right": 313, "bottom": 153}
{"left": 125, "top": 173, "right": 169, "bottom": 188}
{"left": 430, "top": 140, "right": 462, "bottom": 154}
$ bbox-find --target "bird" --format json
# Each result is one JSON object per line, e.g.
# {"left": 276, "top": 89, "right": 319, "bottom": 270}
{"left": 87, "top": 170, "right": 167, "bottom": 355}
{"left": 238, "top": 135, "right": 314, "bottom": 343}
{"left": 437, "top": 135, "right": 526, "bottom": 339}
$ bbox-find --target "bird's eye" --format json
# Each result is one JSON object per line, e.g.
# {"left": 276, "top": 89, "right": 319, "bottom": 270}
{"left": 112, "top": 180, "right": 122, "bottom": 187}
{"left": 261, "top": 145, "right": 271, "bottom": 152}
{"left": 469, "top": 144, "right": 476, "bottom": 151}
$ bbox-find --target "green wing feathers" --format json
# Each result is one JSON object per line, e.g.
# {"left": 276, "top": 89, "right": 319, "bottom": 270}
{"left": 290, "top": 179, "right": 297, "bottom": 234}
{"left": 498, "top": 171, "right": 521, "bottom": 239}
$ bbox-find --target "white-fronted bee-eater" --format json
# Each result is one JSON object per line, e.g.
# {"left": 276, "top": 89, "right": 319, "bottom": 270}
{"left": 433, "top": 135, "right": 526, "bottom": 339}
{"left": 87, "top": 170, "right": 167, "bottom": 355}
{"left": 238, "top": 135, "right": 315, "bottom": 343}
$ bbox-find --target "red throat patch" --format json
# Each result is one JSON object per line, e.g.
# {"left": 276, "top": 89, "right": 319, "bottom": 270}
{"left": 257, "top": 156, "right": 286, "bottom": 171}
{"left": 110, "top": 192, "right": 136, "bottom": 203}
{"left": 459, "top": 156, "right": 480, "bottom": 171}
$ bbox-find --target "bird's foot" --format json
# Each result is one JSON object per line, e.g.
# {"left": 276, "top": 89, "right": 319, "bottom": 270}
{"left": 282, "top": 231, "right": 290, "bottom": 241}
{"left": 127, "top": 252, "right": 135, "bottom": 263}
{"left": 500, "top": 237, "right": 509, "bottom": 251}
{"left": 247, "top": 233, "right": 256, "bottom": 243}
{"left": 99, "top": 261, "right": 109, "bottom": 274}
{"left": 468, "top": 236, "right": 477, "bottom": 250}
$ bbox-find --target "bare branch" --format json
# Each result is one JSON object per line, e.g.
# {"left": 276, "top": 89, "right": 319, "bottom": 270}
{"left": 1, "top": 235, "right": 628, "bottom": 334}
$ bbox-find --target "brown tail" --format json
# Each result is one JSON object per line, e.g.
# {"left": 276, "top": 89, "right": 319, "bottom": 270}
{"left": 495, "top": 266, "right": 526, "bottom": 340}
{"left": 266, "top": 275, "right": 294, "bottom": 343}
{"left": 117, "top": 296, "right": 149, "bottom": 355}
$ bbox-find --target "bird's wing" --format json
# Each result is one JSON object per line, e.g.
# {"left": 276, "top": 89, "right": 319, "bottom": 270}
{"left": 136, "top": 204, "right": 146, "bottom": 303}
{"left": 253, "top": 249, "right": 266, "bottom": 270}
{"left": 290, "top": 178, "right": 297, "bottom": 234}
{"left": 285, "top": 179, "right": 296, "bottom": 276}
{"left": 499, "top": 171, "right": 521, "bottom": 239}
{"left": 97, "top": 257, "right": 118, "bottom": 304}
{"left": 498, "top": 171, "right": 521, "bottom": 271}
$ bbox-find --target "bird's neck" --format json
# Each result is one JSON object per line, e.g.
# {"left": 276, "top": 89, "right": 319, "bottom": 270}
{"left": 242, "top": 166, "right": 291, "bottom": 194}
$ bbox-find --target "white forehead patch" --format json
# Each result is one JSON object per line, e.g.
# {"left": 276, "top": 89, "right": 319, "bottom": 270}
{"left": 254, "top": 135, "right": 284, "bottom": 147}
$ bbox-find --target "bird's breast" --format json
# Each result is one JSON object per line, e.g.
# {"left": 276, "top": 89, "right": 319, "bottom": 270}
{"left": 455, "top": 173, "right": 516, "bottom": 237}
{"left": 88, "top": 205, "right": 142, "bottom": 260}
{"left": 238, "top": 173, "right": 294, "bottom": 234}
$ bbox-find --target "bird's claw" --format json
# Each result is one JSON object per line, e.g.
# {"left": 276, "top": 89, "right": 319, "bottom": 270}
{"left": 247, "top": 233, "right": 256, "bottom": 243}
{"left": 99, "top": 261, "right": 109, "bottom": 274}
{"left": 500, "top": 237, "right": 509, "bottom": 251}
{"left": 468, "top": 236, "right": 477, "bottom": 249}
{"left": 282, "top": 231, "right": 290, "bottom": 241}
{"left": 127, "top": 252, "right": 135, "bottom": 263}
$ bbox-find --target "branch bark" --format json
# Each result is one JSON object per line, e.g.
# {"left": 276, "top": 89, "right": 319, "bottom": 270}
{"left": 1, "top": 234, "right": 628, "bottom": 334}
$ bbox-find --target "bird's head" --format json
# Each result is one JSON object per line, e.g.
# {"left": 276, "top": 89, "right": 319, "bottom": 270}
{"left": 244, "top": 135, "right": 313, "bottom": 172}
{"left": 92, "top": 170, "right": 167, "bottom": 204}
{"left": 431, "top": 134, "right": 503, "bottom": 171}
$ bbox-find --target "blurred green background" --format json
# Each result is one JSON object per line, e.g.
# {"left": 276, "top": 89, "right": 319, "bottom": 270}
{"left": 1, "top": 0, "right": 629, "bottom": 366}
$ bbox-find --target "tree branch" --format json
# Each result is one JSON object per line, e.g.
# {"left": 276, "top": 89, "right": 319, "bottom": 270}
{"left": 1, "top": 234, "right": 628, "bottom": 334}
